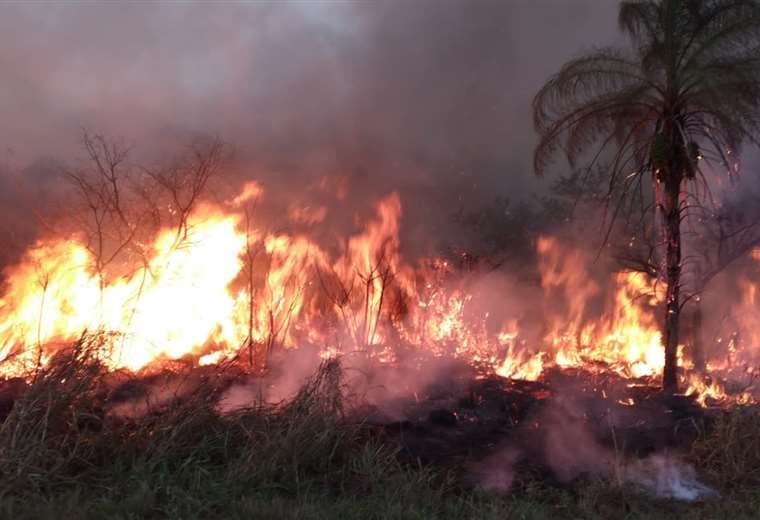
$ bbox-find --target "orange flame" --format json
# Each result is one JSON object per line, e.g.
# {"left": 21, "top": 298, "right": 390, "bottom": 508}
{"left": 538, "top": 237, "right": 665, "bottom": 378}
{"left": 0, "top": 185, "right": 755, "bottom": 407}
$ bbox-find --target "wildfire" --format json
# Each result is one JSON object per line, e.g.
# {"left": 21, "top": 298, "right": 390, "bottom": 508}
{"left": 538, "top": 237, "right": 664, "bottom": 379}
{"left": 684, "top": 373, "right": 754, "bottom": 407}
{"left": 0, "top": 207, "right": 245, "bottom": 373}
{"left": 0, "top": 184, "right": 756, "bottom": 406}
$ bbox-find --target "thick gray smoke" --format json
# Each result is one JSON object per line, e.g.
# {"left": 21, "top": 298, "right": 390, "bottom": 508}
{"left": 0, "top": 1, "right": 620, "bottom": 260}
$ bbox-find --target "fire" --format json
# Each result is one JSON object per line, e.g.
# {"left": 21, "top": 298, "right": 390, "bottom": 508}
{"left": 538, "top": 237, "right": 664, "bottom": 379}
{"left": 496, "top": 335, "right": 544, "bottom": 381}
{"left": 0, "top": 181, "right": 757, "bottom": 406}
{"left": 685, "top": 374, "right": 727, "bottom": 406}
{"left": 684, "top": 373, "right": 753, "bottom": 407}
{"left": 724, "top": 266, "right": 760, "bottom": 369}
{"left": 0, "top": 208, "right": 245, "bottom": 373}
{"left": 0, "top": 193, "right": 412, "bottom": 374}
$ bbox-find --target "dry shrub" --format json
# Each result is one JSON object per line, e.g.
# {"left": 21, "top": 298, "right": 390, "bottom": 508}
{"left": 691, "top": 405, "right": 760, "bottom": 488}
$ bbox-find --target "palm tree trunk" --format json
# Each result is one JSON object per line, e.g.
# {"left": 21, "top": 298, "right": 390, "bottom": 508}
{"left": 662, "top": 180, "right": 681, "bottom": 393}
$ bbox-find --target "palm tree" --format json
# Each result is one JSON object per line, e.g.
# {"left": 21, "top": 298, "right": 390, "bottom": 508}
{"left": 533, "top": 0, "right": 760, "bottom": 392}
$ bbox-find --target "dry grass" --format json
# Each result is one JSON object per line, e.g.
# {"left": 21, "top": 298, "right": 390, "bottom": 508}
{"left": 0, "top": 334, "right": 110, "bottom": 496}
{"left": 0, "top": 339, "right": 453, "bottom": 518}
{"left": 1, "top": 337, "right": 760, "bottom": 518}
{"left": 690, "top": 405, "right": 760, "bottom": 488}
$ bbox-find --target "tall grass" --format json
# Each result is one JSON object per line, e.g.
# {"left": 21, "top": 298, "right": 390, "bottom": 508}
{"left": 0, "top": 339, "right": 456, "bottom": 518}
{"left": 0, "top": 334, "right": 109, "bottom": 496}
{"left": 2, "top": 336, "right": 760, "bottom": 519}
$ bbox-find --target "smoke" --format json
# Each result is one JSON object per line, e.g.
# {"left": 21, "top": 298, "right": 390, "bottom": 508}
{"left": 0, "top": 3, "right": 754, "bottom": 502}
{"left": 215, "top": 348, "right": 473, "bottom": 420}
{"left": 625, "top": 454, "right": 718, "bottom": 501}
{"left": 0, "top": 1, "right": 622, "bottom": 261}
{"left": 542, "top": 394, "right": 613, "bottom": 481}
{"left": 216, "top": 345, "right": 326, "bottom": 415}
{"left": 469, "top": 383, "right": 717, "bottom": 502}
{"left": 3, "top": 1, "right": 760, "bottom": 273}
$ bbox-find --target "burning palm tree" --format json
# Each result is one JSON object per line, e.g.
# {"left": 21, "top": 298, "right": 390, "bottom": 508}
{"left": 533, "top": 0, "right": 760, "bottom": 392}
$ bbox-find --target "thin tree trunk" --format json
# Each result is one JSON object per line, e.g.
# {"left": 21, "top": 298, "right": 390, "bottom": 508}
{"left": 662, "top": 180, "right": 681, "bottom": 393}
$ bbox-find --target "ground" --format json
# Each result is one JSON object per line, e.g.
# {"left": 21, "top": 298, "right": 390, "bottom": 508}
{"left": 0, "top": 347, "right": 759, "bottom": 519}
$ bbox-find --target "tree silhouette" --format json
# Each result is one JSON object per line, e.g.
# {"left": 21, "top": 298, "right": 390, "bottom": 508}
{"left": 533, "top": 0, "right": 760, "bottom": 391}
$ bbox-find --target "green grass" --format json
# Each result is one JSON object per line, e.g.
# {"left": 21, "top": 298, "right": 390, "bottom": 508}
{"left": 1, "top": 339, "right": 759, "bottom": 519}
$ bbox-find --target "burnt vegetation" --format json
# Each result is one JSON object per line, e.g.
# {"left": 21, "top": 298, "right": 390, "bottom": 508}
{"left": 4, "top": 0, "right": 760, "bottom": 518}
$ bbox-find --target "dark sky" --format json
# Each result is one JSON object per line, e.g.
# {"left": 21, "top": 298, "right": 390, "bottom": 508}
{"left": 0, "top": 1, "right": 622, "bottom": 254}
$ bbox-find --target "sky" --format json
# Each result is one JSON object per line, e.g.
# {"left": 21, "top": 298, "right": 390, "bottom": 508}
{"left": 0, "top": 0, "right": 622, "bottom": 256}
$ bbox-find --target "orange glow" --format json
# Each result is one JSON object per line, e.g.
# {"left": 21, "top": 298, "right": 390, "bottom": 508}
{"left": 0, "top": 185, "right": 756, "bottom": 407}
{"left": 538, "top": 237, "right": 665, "bottom": 379}
{"left": 0, "top": 207, "right": 245, "bottom": 373}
